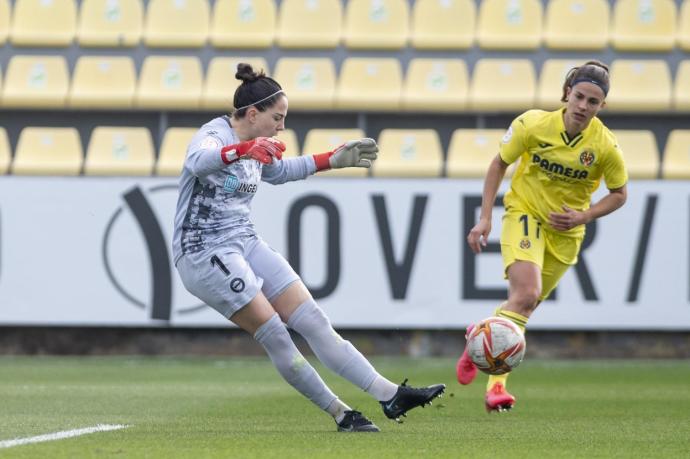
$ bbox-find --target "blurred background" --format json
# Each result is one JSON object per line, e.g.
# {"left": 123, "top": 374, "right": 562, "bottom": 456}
{"left": 0, "top": 0, "right": 688, "bottom": 358}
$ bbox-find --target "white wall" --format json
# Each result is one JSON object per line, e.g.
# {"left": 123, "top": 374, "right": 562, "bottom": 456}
{"left": 0, "top": 176, "right": 686, "bottom": 329}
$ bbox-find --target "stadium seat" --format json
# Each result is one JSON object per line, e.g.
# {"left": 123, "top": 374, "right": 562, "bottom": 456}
{"left": 410, "top": 0, "right": 475, "bottom": 49}
{"left": 0, "top": 127, "right": 9, "bottom": 175}
{"left": 136, "top": 56, "right": 203, "bottom": 110}
{"left": 612, "top": 130, "right": 659, "bottom": 179}
{"left": 536, "top": 59, "right": 580, "bottom": 110}
{"left": 469, "top": 59, "right": 536, "bottom": 111}
{"left": 11, "top": 127, "right": 83, "bottom": 176}
{"left": 674, "top": 60, "right": 690, "bottom": 110}
{"left": 476, "top": 0, "right": 543, "bottom": 49}
{"left": 680, "top": 0, "right": 690, "bottom": 50}
{"left": 371, "top": 129, "right": 443, "bottom": 177}
{"left": 543, "top": 0, "right": 609, "bottom": 50}
{"left": 336, "top": 58, "right": 402, "bottom": 111}
{"left": 84, "top": 127, "right": 154, "bottom": 176}
{"left": 10, "top": 0, "right": 76, "bottom": 46}
{"left": 276, "top": 0, "right": 341, "bottom": 48}
{"left": 273, "top": 58, "right": 336, "bottom": 110}
{"left": 210, "top": 0, "right": 275, "bottom": 48}
{"left": 0, "top": 0, "right": 10, "bottom": 45}
{"left": 606, "top": 60, "right": 672, "bottom": 112}
{"left": 343, "top": 0, "right": 409, "bottom": 49}
{"left": 156, "top": 127, "right": 197, "bottom": 176}
{"left": 303, "top": 128, "right": 368, "bottom": 177}
{"left": 446, "top": 129, "right": 507, "bottom": 178}
{"left": 144, "top": 0, "right": 209, "bottom": 47}
{"left": 69, "top": 56, "right": 136, "bottom": 108}
{"left": 276, "top": 129, "right": 300, "bottom": 158}
{"left": 661, "top": 130, "right": 690, "bottom": 179}
{"left": 2, "top": 55, "right": 69, "bottom": 108}
{"left": 77, "top": 0, "right": 143, "bottom": 46}
{"left": 611, "top": 0, "right": 676, "bottom": 51}
{"left": 402, "top": 58, "right": 469, "bottom": 112}
{"left": 203, "top": 57, "right": 269, "bottom": 110}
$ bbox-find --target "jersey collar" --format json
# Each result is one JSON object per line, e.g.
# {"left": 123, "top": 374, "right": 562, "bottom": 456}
{"left": 557, "top": 107, "right": 588, "bottom": 148}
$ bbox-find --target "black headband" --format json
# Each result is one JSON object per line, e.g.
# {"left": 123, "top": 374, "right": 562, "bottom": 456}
{"left": 571, "top": 78, "right": 609, "bottom": 96}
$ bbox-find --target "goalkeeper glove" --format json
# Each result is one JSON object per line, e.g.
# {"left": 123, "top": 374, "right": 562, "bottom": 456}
{"left": 221, "top": 137, "right": 285, "bottom": 165}
{"left": 312, "top": 138, "right": 378, "bottom": 171}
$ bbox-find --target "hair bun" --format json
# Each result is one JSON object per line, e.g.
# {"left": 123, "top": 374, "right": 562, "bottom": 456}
{"left": 236, "top": 63, "right": 263, "bottom": 83}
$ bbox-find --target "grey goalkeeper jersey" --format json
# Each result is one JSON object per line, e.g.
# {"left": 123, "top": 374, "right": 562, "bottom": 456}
{"left": 172, "top": 116, "right": 317, "bottom": 265}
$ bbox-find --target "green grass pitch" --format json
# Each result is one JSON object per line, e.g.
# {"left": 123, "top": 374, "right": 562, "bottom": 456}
{"left": 1, "top": 356, "right": 688, "bottom": 458}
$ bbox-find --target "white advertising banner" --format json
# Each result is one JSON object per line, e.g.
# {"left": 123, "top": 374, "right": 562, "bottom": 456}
{"left": 0, "top": 176, "right": 686, "bottom": 330}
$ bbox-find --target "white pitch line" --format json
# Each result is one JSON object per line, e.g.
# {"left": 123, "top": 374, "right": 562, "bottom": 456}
{"left": 0, "top": 424, "right": 128, "bottom": 449}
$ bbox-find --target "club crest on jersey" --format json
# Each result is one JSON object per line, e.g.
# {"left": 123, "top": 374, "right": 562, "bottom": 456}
{"left": 519, "top": 239, "right": 531, "bottom": 249}
{"left": 579, "top": 150, "right": 595, "bottom": 167}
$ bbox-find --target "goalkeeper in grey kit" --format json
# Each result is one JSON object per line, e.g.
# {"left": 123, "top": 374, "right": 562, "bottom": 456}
{"left": 173, "top": 63, "right": 444, "bottom": 432}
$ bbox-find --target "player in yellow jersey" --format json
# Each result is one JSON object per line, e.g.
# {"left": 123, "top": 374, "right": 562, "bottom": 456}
{"left": 456, "top": 61, "right": 628, "bottom": 412}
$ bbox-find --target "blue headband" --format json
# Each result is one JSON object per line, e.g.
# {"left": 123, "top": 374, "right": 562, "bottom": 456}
{"left": 571, "top": 78, "right": 609, "bottom": 96}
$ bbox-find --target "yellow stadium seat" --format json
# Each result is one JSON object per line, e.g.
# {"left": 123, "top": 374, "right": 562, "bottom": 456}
{"left": 336, "top": 58, "right": 402, "bottom": 111}
{"left": 0, "top": 127, "right": 9, "bottom": 175}
{"left": 11, "top": 127, "right": 83, "bottom": 176}
{"left": 69, "top": 56, "right": 136, "bottom": 108}
{"left": 10, "top": 0, "right": 76, "bottom": 46}
{"left": 606, "top": 60, "right": 671, "bottom": 112}
{"left": 210, "top": 0, "right": 275, "bottom": 48}
{"left": 544, "top": 0, "right": 609, "bottom": 50}
{"left": 662, "top": 130, "right": 690, "bottom": 179}
{"left": 144, "top": 0, "right": 209, "bottom": 47}
{"left": 674, "top": 60, "right": 690, "bottom": 110}
{"left": 77, "top": 0, "right": 143, "bottom": 46}
{"left": 303, "top": 128, "right": 368, "bottom": 177}
{"left": 410, "top": 0, "right": 475, "bottom": 49}
{"left": 612, "top": 130, "right": 659, "bottom": 179}
{"left": 372, "top": 129, "right": 443, "bottom": 177}
{"left": 402, "top": 58, "right": 469, "bottom": 112}
{"left": 273, "top": 58, "right": 335, "bottom": 110}
{"left": 276, "top": 129, "right": 300, "bottom": 158}
{"left": 536, "top": 59, "right": 580, "bottom": 110}
{"left": 343, "top": 0, "right": 409, "bottom": 49}
{"left": 680, "top": 0, "right": 690, "bottom": 50}
{"left": 447, "top": 129, "right": 507, "bottom": 178}
{"left": 470, "top": 59, "right": 536, "bottom": 111}
{"left": 156, "top": 127, "right": 198, "bottom": 176}
{"left": 611, "top": 0, "right": 677, "bottom": 51}
{"left": 2, "top": 55, "right": 69, "bottom": 108}
{"left": 0, "top": 0, "right": 10, "bottom": 45}
{"left": 477, "top": 0, "right": 543, "bottom": 49}
{"left": 136, "top": 56, "right": 203, "bottom": 109}
{"left": 84, "top": 127, "right": 154, "bottom": 176}
{"left": 203, "top": 57, "right": 269, "bottom": 110}
{"left": 277, "top": 0, "right": 341, "bottom": 48}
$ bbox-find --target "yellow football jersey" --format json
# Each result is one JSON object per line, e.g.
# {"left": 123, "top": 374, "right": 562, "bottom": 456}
{"left": 499, "top": 108, "right": 628, "bottom": 238}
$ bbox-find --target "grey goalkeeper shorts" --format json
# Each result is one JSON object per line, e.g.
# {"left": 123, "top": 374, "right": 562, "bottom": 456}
{"left": 176, "top": 235, "right": 300, "bottom": 319}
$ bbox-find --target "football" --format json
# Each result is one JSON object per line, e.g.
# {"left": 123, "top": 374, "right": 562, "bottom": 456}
{"left": 466, "top": 317, "right": 526, "bottom": 375}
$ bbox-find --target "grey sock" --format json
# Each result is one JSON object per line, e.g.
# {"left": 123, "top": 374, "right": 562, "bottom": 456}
{"left": 287, "top": 299, "right": 388, "bottom": 394}
{"left": 254, "top": 313, "right": 337, "bottom": 410}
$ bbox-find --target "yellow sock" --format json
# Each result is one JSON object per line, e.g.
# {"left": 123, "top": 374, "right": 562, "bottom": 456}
{"left": 486, "top": 306, "right": 528, "bottom": 391}
{"left": 487, "top": 373, "right": 509, "bottom": 391}
{"left": 497, "top": 309, "right": 528, "bottom": 333}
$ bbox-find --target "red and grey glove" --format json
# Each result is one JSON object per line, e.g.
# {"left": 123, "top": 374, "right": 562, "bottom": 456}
{"left": 221, "top": 137, "right": 286, "bottom": 165}
{"left": 312, "top": 138, "right": 379, "bottom": 171}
